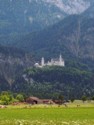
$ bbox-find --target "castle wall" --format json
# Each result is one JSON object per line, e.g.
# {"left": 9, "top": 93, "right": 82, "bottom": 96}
{"left": 35, "top": 55, "right": 65, "bottom": 68}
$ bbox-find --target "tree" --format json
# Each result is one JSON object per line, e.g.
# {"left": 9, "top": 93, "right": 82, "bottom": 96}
{"left": 0, "top": 95, "right": 10, "bottom": 105}
{"left": 70, "top": 98, "right": 75, "bottom": 103}
{"left": 0, "top": 91, "right": 14, "bottom": 105}
{"left": 81, "top": 96, "right": 87, "bottom": 103}
{"left": 16, "top": 94, "right": 24, "bottom": 102}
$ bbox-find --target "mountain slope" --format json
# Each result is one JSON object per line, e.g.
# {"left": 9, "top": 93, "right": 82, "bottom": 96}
{"left": 82, "top": 3, "right": 94, "bottom": 18}
{"left": 0, "top": 0, "right": 91, "bottom": 34}
{"left": 0, "top": 2, "right": 94, "bottom": 64}
{"left": 9, "top": 13, "right": 94, "bottom": 62}
{"left": 0, "top": 45, "right": 33, "bottom": 91}
{"left": 0, "top": 1, "right": 94, "bottom": 60}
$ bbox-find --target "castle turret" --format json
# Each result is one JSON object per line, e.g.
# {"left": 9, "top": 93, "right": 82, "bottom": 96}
{"left": 59, "top": 54, "right": 65, "bottom": 66}
{"left": 41, "top": 57, "right": 45, "bottom": 66}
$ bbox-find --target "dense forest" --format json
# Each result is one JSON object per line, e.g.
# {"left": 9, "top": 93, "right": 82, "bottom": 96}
{"left": 10, "top": 66, "right": 94, "bottom": 99}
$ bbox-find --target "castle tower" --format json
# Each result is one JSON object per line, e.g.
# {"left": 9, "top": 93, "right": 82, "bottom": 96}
{"left": 41, "top": 57, "right": 45, "bottom": 67}
{"left": 51, "top": 58, "right": 54, "bottom": 65}
{"left": 59, "top": 54, "right": 65, "bottom": 66}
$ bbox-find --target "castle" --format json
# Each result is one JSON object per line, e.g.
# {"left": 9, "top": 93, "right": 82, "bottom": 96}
{"left": 35, "top": 54, "right": 65, "bottom": 68}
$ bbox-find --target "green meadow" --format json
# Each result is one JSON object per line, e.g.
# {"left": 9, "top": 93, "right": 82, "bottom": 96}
{"left": 0, "top": 102, "right": 94, "bottom": 125}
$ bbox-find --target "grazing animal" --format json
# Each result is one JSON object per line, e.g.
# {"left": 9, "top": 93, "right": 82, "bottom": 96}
{"left": 64, "top": 103, "right": 68, "bottom": 107}
{"left": 77, "top": 104, "right": 80, "bottom": 107}
{"left": 0, "top": 105, "right": 7, "bottom": 109}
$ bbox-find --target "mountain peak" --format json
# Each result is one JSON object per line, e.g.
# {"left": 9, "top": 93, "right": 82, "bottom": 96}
{"left": 42, "top": 0, "right": 90, "bottom": 14}
{"left": 0, "top": 0, "right": 92, "bottom": 34}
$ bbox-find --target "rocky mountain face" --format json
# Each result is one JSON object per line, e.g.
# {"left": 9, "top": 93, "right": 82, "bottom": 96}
{"left": 0, "top": 0, "right": 92, "bottom": 34}
{"left": 0, "top": 45, "right": 33, "bottom": 91}
{"left": 82, "top": 3, "right": 94, "bottom": 18}
{"left": 44, "top": 0, "right": 90, "bottom": 14}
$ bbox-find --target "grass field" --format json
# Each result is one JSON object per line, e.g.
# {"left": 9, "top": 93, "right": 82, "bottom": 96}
{"left": 0, "top": 102, "right": 94, "bottom": 125}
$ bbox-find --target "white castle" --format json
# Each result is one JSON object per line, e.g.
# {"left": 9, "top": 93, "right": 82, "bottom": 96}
{"left": 35, "top": 54, "right": 65, "bottom": 68}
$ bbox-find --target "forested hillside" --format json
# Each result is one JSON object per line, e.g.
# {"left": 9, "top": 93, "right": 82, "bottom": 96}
{"left": 11, "top": 66, "right": 94, "bottom": 99}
